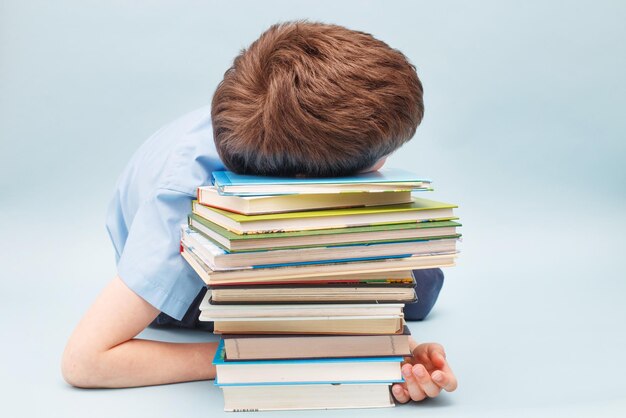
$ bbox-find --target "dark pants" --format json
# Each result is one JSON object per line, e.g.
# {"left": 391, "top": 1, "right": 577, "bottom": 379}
{"left": 150, "top": 268, "right": 444, "bottom": 331}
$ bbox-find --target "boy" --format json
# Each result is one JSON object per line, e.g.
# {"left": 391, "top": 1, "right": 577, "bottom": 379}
{"left": 62, "top": 21, "right": 457, "bottom": 403}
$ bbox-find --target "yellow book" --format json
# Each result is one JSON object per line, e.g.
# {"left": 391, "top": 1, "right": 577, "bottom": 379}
{"left": 192, "top": 197, "right": 457, "bottom": 234}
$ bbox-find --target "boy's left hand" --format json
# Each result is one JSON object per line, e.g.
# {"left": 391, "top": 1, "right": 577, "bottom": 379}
{"left": 391, "top": 343, "right": 458, "bottom": 403}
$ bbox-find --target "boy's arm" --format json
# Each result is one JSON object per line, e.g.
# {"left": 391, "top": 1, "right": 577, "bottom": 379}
{"left": 391, "top": 337, "right": 458, "bottom": 403}
{"left": 61, "top": 276, "right": 218, "bottom": 388}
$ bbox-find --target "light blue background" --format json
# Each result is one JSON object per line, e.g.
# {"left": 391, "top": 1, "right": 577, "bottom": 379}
{"left": 1, "top": 1, "right": 625, "bottom": 417}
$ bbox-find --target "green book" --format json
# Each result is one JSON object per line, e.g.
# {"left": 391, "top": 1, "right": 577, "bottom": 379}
{"left": 192, "top": 197, "right": 458, "bottom": 235}
{"left": 189, "top": 213, "right": 461, "bottom": 252}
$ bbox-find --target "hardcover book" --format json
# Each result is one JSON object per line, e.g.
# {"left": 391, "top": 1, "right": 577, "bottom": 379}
{"left": 213, "top": 339, "right": 404, "bottom": 384}
{"left": 218, "top": 383, "right": 395, "bottom": 411}
{"left": 222, "top": 326, "right": 412, "bottom": 360}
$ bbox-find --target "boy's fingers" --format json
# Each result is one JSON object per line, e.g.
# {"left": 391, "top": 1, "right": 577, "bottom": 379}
{"left": 424, "top": 343, "right": 446, "bottom": 359}
{"left": 412, "top": 364, "right": 440, "bottom": 398}
{"left": 391, "top": 384, "right": 410, "bottom": 404}
{"left": 402, "top": 363, "right": 426, "bottom": 401}
{"left": 430, "top": 349, "right": 447, "bottom": 369}
{"left": 432, "top": 370, "right": 458, "bottom": 392}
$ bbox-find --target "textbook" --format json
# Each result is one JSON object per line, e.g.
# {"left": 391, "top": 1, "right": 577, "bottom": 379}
{"left": 182, "top": 224, "right": 457, "bottom": 270}
{"left": 189, "top": 213, "right": 461, "bottom": 252}
{"left": 218, "top": 383, "right": 395, "bottom": 411}
{"left": 192, "top": 197, "right": 457, "bottom": 234}
{"left": 181, "top": 243, "right": 456, "bottom": 285}
{"left": 213, "top": 340, "right": 404, "bottom": 384}
{"left": 212, "top": 168, "right": 431, "bottom": 196}
{"left": 198, "top": 186, "right": 413, "bottom": 215}
{"left": 222, "top": 326, "right": 412, "bottom": 360}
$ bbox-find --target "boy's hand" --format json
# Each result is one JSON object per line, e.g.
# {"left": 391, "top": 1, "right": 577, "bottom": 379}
{"left": 391, "top": 342, "right": 458, "bottom": 403}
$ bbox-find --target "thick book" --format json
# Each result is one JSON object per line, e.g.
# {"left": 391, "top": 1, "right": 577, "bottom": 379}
{"left": 212, "top": 167, "right": 431, "bottom": 196}
{"left": 213, "top": 339, "right": 404, "bottom": 385}
{"left": 207, "top": 271, "right": 417, "bottom": 304}
{"left": 222, "top": 326, "right": 412, "bottom": 360}
{"left": 181, "top": 243, "right": 456, "bottom": 285}
{"left": 208, "top": 270, "right": 417, "bottom": 288}
{"left": 200, "top": 299, "right": 405, "bottom": 335}
{"left": 198, "top": 186, "right": 413, "bottom": 214}
{"left": 182, "top": 224, "right": 457, "bottom": 270}
{"left": 218, "top": 383, "right": 395, "bottom": 411}
{"left": 208, "top": 285, "right": 417, "bottom": 304}
{"left": 192, "top": 197, "right": 457, "bottom": 235}
{"left": 209, "top": 316, "right": 404, "bottom": 335}
{"left": 189, "top": 213, "right": 461, "bottom": 252}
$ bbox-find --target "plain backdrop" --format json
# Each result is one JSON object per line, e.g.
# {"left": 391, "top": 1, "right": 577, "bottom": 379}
{"left": 1, "top": 1, "right": 625, "bottom": 417}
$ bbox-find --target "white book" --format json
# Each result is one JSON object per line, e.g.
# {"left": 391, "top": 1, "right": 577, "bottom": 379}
{"left": 219, "top": 383, "right": 395, "bottom": 411}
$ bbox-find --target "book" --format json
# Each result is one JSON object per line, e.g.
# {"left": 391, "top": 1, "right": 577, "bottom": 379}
{"left": 182, "top": 224, "right": 457, "bottom": 270}
{"left": 192, "top": 197, "right": 457, "bottom": 235}
{"left": 198, "top": 186, "right": 413, "bottom": 215}
{"left": 208, "top": 285, "right": 417, "bottom": 304}
{"left": 199, "top": 299, "right": 406, "bottom": 318}
{"left": 181, "top": 243, "right": 456, "bottom": 285}
{"left": 209, "top": 316, "right": 404, "bottom": 335}
{"left": 218, "top": 383, "right": 395, "bottom": 411}
{"left": 207, "top": 271, "right": 417, "bottom": 304}
{"left": 208, "top": 270, "right": 417, "bottom": 287}
{"left": 208, "top": 270, "right": 418, "bottom": 287}
{"left": 200, "top": 299, "right": 405, "bottom": 335}
{"left": 222, "top": 326, "right": 412, "bottom": 360}
{"left": 212, "top": 168, "right": 431, "bottom": 196}
{"left": 189, "top": 213, "right": 461, "bottom": 252}
{"left": 213, "top": 339, "right": 403, "bottom": 384}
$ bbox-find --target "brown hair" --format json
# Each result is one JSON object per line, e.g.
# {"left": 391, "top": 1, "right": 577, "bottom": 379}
{"left": 211, "top": 21, "right": 424, "bottom": 177}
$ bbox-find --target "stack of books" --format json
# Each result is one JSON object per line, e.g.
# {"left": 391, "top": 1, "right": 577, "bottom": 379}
{"left": 180, "top": 168, "right": 461, "bottom": 411}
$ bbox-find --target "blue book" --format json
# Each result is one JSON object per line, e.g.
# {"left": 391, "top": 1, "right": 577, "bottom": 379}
{"left": 213, "top": 339, "right": 405, "bottom": 385}
{"left": 212, "top": 168, "right": 432, "bottom": 196}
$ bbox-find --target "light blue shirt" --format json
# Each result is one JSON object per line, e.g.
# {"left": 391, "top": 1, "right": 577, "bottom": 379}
{"left": 105, "top": 106, "right": 225, "bottom": 320}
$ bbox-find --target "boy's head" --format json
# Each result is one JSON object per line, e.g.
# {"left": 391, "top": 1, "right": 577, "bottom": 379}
{"left": 211, "top": 21, "right": 423, "bottom": 177}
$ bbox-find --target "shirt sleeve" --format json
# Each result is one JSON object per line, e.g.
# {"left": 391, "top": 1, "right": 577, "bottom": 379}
{"left": 114, "top": 187, "right": 204, "bottom": 321}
